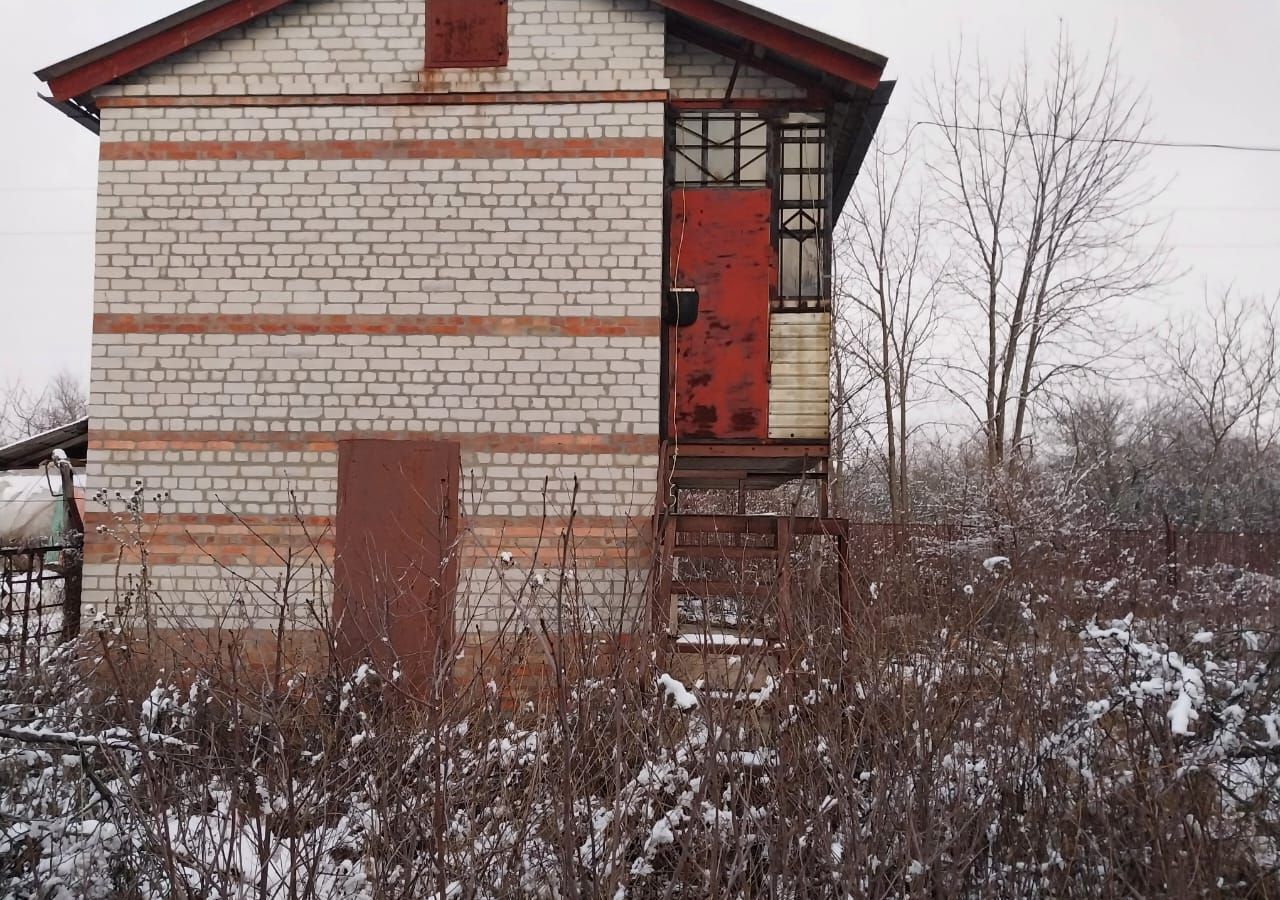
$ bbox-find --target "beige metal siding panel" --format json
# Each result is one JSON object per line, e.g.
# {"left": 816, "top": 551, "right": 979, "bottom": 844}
{"left": 769, "top": 313, "right": 831, "bottom": 440}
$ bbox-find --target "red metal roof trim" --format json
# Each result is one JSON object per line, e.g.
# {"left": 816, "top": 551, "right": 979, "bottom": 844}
{"left": 654, "top": 0, "right": 884, "bottom": 91}
{"left": 44, "top": 0, "right": 295, "bottom": 102}
{"left": 38, "top": 0, "right": 884, "bottom": 105}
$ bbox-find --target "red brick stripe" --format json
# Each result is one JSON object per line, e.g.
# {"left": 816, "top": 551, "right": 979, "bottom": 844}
{"left": 101, "top": 137, "right": 663, "bottom": 162}
{"left": 94, "top": 430, "right": 658, "bottom": 456}
{"left": 83, "top": 511, "right": 651, "bottom": 567}
{"left": 96, "top": 90, "right": 668, "bottom": 109}
{"left": 93, "top": 313, "right": 660, "bottom": 339}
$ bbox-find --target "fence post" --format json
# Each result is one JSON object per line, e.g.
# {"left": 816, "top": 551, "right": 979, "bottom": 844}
{"left": 57, "top": 458, "right": 84, "bottom": 641}
{"left": 1163, "top": 514, "right": 1179, "bottom": 589}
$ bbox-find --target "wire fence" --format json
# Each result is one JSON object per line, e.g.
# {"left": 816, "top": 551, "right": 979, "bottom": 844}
{"left": 847, "top": 522, "right": 1280, "bottom": 580}
{"left": 1, "top": 543, "right": 82, "bottom": 672}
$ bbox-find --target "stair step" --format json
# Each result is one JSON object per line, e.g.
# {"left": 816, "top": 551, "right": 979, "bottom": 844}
{"left": 672, "top": 631, "right": 781, "bottom": 655}
{"left": 672, "top": 544, "right": 780, "bottom": 560}
{"left": 672, "top": 580, "right": 774, "bottom": 600}
{"left": 673, "top": 515, "right": 784, "bottom": 536}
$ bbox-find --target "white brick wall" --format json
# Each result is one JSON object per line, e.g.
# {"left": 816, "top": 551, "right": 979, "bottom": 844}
{"left": 89, "top": 332, "right": 659, "bottom": 434}
{"left": 87, "top": 96, "right": 664, "bottom": 633}
{"left": 95, "top": 103, "right": 663, "bottom": 319}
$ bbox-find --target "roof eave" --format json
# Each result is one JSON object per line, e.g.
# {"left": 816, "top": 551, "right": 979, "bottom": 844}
{"left": 0, "top": 417, "right": 90, "bottom": 470}
{"left": 35, "top": 0, "right": 294, "bottom": 103}
{"left": 37, "top": 0, "right": 887, "bottom": 106}
{"left": 654, "top": 0, "right": 885, "bottom": 91}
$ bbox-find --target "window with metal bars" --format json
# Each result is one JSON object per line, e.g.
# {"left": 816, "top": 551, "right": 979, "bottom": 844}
{"left": 671, "top": 113, "right": 769, "bottom": 187}
{"left": 776, "top": 123, "right": 829, "bottom": 311}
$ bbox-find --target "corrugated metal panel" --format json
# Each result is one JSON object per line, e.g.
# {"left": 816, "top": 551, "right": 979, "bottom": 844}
{"left": 769, "top": 313, "right": 830, "bottom": 440}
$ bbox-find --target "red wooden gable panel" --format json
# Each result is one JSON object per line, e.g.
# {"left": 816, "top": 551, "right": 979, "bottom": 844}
{"left": 334, "top": 439, "right": 459, "bottom": 696}
{"left": 426, "top": 0, "right": 510, "bottom": 69}
{"left": 668, "top": 188, "right": 774, "bottom": 441}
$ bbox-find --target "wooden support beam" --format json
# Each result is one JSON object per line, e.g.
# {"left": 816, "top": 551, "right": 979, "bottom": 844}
{"left": 670, "top": 514, "right": 848, "bottom": 538}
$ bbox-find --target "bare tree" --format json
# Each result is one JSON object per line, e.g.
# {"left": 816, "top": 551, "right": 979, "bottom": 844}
{"left": 1160, "top": 288, "right": 1279, "bottom": 464}
{"left": 0, "top": 370, "right": 88, "bottom": 443}
{"left": 1043, "top": 385, "right": 1158, "bottom": 523}
{"left": 927, "top": 31, "right": 1169, "bottom": 473}
{"left": 837, "top": 138, "right": 945, "bottom": 523}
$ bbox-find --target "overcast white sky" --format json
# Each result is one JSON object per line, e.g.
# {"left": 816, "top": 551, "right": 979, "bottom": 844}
{"left": 2, "top": 0, "right": 1278, "bottom": 392}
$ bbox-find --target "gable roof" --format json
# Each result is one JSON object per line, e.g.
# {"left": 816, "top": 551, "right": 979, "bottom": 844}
{"left": 36, "top": 0, "right": 886, "bottom": 119}
{"left": 37, "top": 0, "right": 293, "bottom": 103}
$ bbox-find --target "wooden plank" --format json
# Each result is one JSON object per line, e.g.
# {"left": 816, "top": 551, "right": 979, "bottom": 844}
{"left": 768, "top": 363, "right": 829, "bottom": 373}
{"left": 769, "top": 379, "right": 829, "bottom": 391}
{"left": 770, "top": 343, "right": 829, "bottom": 354}
{"left": 769, "top": 425, "right": 829, "bottom": 439}
{"left": 769, "top": 418, "right": 830, "bottom": 429}
{"left": 770, "top": 349, "right": 829, "bottom": 361}
{"left": 771, "top": 312, "right": 833, "bottom": 327}
{"left": 770, "top": 398, "right": 830, "bottom": 410}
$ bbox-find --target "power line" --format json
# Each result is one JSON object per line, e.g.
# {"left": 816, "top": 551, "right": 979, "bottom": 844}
{"left": 0, "top": 186, "right": 96, "bottom": 193}
{"left": 899, "top": 119, "right": 1280, "bottom": 154}
{"left": 0, "top": 230, "right": 94, "bottom": 236}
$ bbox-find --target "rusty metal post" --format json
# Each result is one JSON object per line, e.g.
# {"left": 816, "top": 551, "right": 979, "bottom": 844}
{"left": 818, "top": 461, "right": 830, "bottom": 519}
{"left": 837, "top": 531, "right": 853, "bottom": 694}
{"left": 775, "top": 517, "right": 796, "bottom": 701}
{"left": 1164, "top": 514, "right": 1179, "bottom": 589}
{"left": 57, "top": 458, "right": 84, "bottom": 641}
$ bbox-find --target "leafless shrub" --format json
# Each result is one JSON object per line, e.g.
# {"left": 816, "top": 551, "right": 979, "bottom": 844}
{"left": 2, "top": 490, "right": 1277, "bottom": 898}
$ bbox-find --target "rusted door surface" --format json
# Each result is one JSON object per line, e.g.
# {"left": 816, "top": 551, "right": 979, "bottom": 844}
{"left": 426, "top": 0, "right": 509, "bottom": 68}
{"left": 668, "top": 188, "right": 773, "bottom": 441}
{"left": 334, "top": 439, "right": 459, "bottom": 694}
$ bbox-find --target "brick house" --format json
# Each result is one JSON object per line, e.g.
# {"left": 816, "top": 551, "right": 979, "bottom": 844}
{"left": 36, "top": 0, "right": 891, "bottom": 687}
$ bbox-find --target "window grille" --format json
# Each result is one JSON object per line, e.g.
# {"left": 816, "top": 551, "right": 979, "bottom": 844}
{"left": 776, "top": 124, "right": 829, "bottom": 311}
{"left": 671, "top": 113, "right": 769, "bottom": 187}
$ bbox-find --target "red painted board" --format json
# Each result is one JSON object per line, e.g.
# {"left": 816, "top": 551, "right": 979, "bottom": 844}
{"left": 668, "top": 187, "right": 773, "bottom": 441}
{"left": 334, "top": 439, "right": 459, "bottom": 696}
{"left": 426, "top": 0, "right": 510, "bottom": 68}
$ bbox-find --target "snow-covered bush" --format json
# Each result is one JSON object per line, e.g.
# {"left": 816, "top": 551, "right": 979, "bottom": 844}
{"left": 1, "top": 535, "right": 1276, "bottom": 898}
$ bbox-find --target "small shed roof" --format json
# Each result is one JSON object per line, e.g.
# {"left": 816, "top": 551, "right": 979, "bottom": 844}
{"left": 0, "top": 418, "right": 89, "bottom": 471}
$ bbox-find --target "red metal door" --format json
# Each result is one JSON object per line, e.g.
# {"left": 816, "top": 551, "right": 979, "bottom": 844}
{"left": 334, "top": 439, "right": 459, "bottom": 694}
{"left": 668, "top": 188, "right": 773, "bottom": 441}
{"left": 426, "top": 0, "right": 510, "bottom": 68}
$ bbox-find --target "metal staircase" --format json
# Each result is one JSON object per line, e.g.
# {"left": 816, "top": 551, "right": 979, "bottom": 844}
{"left": 654, "top": 443, "right": 853, "bottom": 693}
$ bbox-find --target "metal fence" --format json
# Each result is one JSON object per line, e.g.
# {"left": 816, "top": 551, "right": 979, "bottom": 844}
{"left": 846, "top": 523, "right": 1280, "bottom": 581}
{"left": 0, "top": 544, "right": 82, "bottom": 672}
